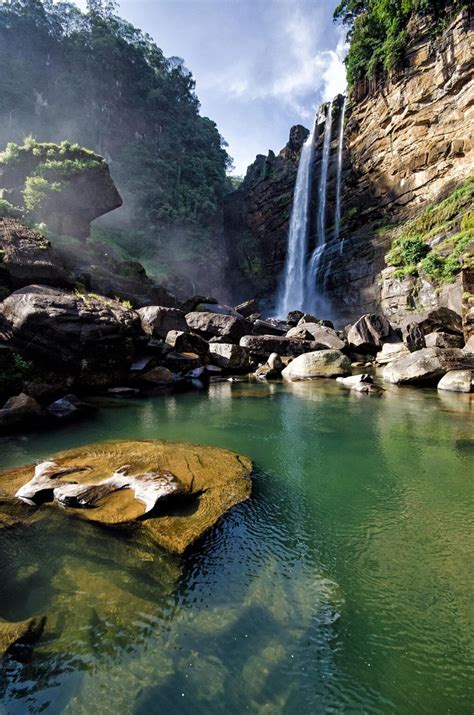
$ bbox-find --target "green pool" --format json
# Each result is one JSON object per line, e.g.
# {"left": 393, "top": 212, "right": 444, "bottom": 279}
{"left": 0, "top": 379, "right": 472, "bottom": 714}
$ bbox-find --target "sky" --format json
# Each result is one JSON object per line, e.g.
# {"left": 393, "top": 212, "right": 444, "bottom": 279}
{"left": 75, "top": 0, "right": 348, "bottom": 175}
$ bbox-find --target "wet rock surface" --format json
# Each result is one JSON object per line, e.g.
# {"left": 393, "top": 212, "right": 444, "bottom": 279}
{"left": 1, "top": 440, "right": 252, "bottom": 554}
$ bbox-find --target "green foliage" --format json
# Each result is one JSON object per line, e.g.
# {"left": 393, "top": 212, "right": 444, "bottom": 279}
{"left": 0, "top": 352, "right": 33, "bottom": 396}
{"left": 334, "top": 0, "right": 466, "bottom": 85}
{"left": 385, "top": 176, "right": 474, "bottom": 283}
{"left": 386, "top": 235, "right": 429, "bottom": 268}
{"left": 23, "top": 176, "right": 62, "bottom": 211}
{"left": 0, "top": 0, "right": 231, "bottom": 273}
{"left": 0, "top": 199, "right": 21, "bottom": 219}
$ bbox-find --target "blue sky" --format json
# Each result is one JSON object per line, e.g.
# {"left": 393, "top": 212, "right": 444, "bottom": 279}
{"left": 75, "top": 0, "right": 347, "bottom": 174}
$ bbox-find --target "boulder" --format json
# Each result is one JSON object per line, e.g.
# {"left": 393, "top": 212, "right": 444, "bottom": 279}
{"left": 287, "top": 323, "right": 345, "bottom": 350}
{"left": 2, "top": 439, "right": 252, "bottom": 554}
{"left": 375, "top": 342, "right": 410, "bottom": 365}
{"left": 46, "top": 395, "right": 81, "bottom": 419}
{"left": 347, "top": 313, "right": 394, "bottom": 354}
{"left": 196, "top": 303, "right": 243, "bottom": 318}
{"left": 240, "top": 335, "right": 317, "bottom": 357}
{"left": 0, "top": 392, "right": 44, "bottom": 431}
{"left": 0, "top": 285, "right": 140, "bottom": 386}
{"left": 254, "top": 352, "right": 284, "bottom": 380}
{"left": 424, "top": 332, "right": 464, "bottom": 349}
{"left": 252, "top": 319, "right": 287, "bottom": 336}
{"left": 336, "top": 373, "right": 384, "bottom": 394}
{"left": 297, "top": 314, "right": 334, "bottom": 329}
{"left": 437, "top": 370, "right": 473, "bottom": 393}
{"left": 234, "top": 299, "right": 260, "bottom": 318}
{"left": 208, "top": 344, "right": 253, "bottom": 372}
{"left": 180, "top": 295, "right": 218, "bottom": 314}
{"left": 281, "top": 350, "right": 352, "bottom": 380}
{"left": 185, "top": 311, "right": 250, "bottom": 343}
{"left": 402, "top": 308, "right": 463, "bottom": 352}
{"left": 0, "top": 218, "right": 71, "bottom": 291}
{"left": 165, "top": 330, "right": 209, "bottom": 357}
{"left": 464, "top": 336, "right": 474, "bottom": 353}
{"left": 141, "top": 366, "right": 174, "bottom": 385}
{"left": 383, "top": 348, "right": 474, "bottom": 385}
{"left": 138, "top": 306, "right": 188, "bottom": 339}
{"left": 286, "top": 310, "right": 305, "bottom": 326}
{"left": 163, "top": 352, "right": 203, "bottom": 374}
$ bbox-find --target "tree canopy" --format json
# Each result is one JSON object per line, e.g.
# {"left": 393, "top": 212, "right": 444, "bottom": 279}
{"left": 334, "top": 0, "right": 467, "bottom": 86}
{"left": 0, "top": 0, "right": 232, "bottom": 271}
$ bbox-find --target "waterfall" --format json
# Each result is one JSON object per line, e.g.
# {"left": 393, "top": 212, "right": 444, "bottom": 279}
{"left": 335, "top": 96, "right": 346, "bottom": 255}
{"left": 305, "top": 101, "right": 333, "bottom": 311}
{"left": 276, "top": 113, "right": 317, "bottom": 317}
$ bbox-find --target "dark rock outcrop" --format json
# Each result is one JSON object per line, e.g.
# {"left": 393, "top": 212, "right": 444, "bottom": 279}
{"left": 185, "top": 311, "right": 250, "bottom": 343}
{"left": 240, "top": 334, "right": 319, "bottom": 358}
{"left": 0, "top": 218, "right": 71, "bottom": 294}
{"left": 138, "top": 306, "right": 188, "bottom": 339}
{"left": 0, "top": 285, "right": 140, "bottom": 387}
{"left": 347, "top": 314, "right": 394, "bottom": 354}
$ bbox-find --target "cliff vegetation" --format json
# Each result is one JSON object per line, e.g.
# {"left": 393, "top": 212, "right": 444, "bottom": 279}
{"left": 334, "top": 0, "right": 468, "bottom": 85}
{"left": 385, "top": 175, "right": 474, "bottom": 282}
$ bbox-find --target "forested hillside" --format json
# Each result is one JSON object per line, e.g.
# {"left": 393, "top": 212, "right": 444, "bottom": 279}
{"left": 0, "top": 0, "right": 232, "bottom": 290}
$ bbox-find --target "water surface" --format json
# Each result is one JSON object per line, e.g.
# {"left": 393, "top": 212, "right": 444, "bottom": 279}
{"left": 0, "top": 380, "right": 472, "bottom": 714}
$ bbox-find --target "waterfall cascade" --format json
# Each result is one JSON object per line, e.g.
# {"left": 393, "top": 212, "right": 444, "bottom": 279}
{"left": 276, "top": 95, "right": 346, "bottom": 318}
{"left": 276, "top": 114, "right": 317, "bottom": 317}
{"left": 335, "top": 97, "right": 346, "bottom": 254}
{"left": 305, "top": 100, "right": 333, "bottom": 310}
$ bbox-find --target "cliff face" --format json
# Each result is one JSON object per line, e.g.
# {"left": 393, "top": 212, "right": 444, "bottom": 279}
{"left": 225, "top": 10, "right": 473, "bottom": 322}
{"left": 223, "top": 126, "right": 307, "bottom": 303}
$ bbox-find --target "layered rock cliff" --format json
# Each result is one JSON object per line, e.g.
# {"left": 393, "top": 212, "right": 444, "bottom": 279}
{"left": 224, "top": 9, "right": 473, "bottom": 323}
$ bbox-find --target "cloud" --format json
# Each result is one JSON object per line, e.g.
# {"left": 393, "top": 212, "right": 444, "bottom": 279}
{"left": 199, "top": 5, "right": 348, "bottom": 121}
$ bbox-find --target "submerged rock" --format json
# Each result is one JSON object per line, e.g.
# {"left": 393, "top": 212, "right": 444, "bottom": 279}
{"left": 3, "top": 440, "right": 252, "bottom": 554}
{"left": 281, "top": 350, "right": 352, "bottom": 380}
{"left": 0, "top": 616, "right": 46, "bottom": 658}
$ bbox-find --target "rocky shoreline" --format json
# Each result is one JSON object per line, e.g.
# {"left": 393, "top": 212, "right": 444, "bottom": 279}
{"left": 0, "top": 280, "right": 472, "bottom": 434}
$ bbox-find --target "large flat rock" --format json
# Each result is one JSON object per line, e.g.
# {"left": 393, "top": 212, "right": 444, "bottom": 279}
{"left": 0, "top": 440, "right": 252, "bottom": 554}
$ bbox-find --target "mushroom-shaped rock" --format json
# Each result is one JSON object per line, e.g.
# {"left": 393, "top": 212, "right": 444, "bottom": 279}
{"left": 282, "top": 350, "right": 352, "bottom": 380}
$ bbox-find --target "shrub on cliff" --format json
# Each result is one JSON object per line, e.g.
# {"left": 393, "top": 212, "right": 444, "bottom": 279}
{"left": 334, "top": 0, "right": 468, "bottom": 86}
{"left": 385, "top": 176, "right": 474, "bottom": 282}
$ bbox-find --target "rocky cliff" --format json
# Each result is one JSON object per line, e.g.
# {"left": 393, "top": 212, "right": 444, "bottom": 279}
{"left": 224, "top": 9, "right": 473, "bottom": 323}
